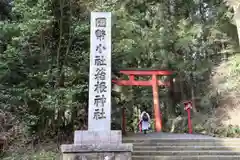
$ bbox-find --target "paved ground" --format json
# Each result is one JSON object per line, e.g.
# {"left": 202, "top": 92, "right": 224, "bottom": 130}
{"left": 123, "top": 132, "right": 215, "bottom": 140}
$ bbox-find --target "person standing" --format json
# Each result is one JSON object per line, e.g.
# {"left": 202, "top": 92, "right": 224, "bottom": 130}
{"left": 139, "top": 110, "right": 151, "bottom": 134}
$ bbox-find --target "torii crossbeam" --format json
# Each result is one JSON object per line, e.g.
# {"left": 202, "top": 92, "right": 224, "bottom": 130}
{"left": 112, "top": 69, "right": 173, "bottom": 133}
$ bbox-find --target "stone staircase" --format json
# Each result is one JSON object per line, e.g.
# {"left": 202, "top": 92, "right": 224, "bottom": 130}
{"left": 123, "top": 133, "right": 240, "bottom": 160}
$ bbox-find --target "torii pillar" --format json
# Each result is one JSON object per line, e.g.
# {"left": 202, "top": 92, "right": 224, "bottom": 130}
{"left": 112, "top": 70, "right": 173, "bottom": 132}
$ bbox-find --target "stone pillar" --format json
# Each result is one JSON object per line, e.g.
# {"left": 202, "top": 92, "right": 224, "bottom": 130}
{"left": 60, "top": 12, "right": 132, "bottom": 160}
{"left": 235, "top": 5, "right": 240, "bottom": 45}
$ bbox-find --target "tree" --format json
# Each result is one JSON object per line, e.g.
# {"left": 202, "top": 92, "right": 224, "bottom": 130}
{"left": 0, "top": 0, "right": 238, "bottom": 144}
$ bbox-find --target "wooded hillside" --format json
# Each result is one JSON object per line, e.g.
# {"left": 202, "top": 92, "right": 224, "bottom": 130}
{"left": 1, "top": 0, "right": 240, "bottom": 159}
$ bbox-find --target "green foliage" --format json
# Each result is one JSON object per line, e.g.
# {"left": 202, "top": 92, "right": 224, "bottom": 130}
{"left": 2, "top": 150, "right": 59, "bottom": 160}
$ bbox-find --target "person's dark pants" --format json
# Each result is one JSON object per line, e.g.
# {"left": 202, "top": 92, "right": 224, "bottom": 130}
{"left": 143, "top": 130, "right": 147, "bottom": 134}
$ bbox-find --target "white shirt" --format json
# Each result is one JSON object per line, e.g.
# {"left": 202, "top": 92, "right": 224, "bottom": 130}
{"left": 140, "top": 111, "right": 151, "bottom": 130}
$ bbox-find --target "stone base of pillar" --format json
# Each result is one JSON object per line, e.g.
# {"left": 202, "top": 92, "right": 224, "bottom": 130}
{"left": 60, "top": 130, "right": 133, "bottom": 160}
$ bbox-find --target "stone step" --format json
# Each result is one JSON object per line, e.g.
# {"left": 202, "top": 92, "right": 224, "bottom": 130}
{"left": 132, "top": 150, "right": 240, "bottom": 156}
{"left": 123, "top": 138, "right": 240, "bottom": 143}
{"left": 124, "top": 139, "right": 240, "bottom": 147}
{"left": 129, "top": 142, "right": 240, "bottom": 147}
{"left": 132, "top": 155, "right": 240, "bottom": 160}
{"left": 133, "top": 146, "right": 240, "bottom": 151}
{"left": 124, "top": 135, "right": 240, "bottom": 159}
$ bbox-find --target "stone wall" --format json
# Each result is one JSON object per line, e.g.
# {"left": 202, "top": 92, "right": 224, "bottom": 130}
{"left": 61, "top": 143, "right": 132, "bottom": 160}
{"left": 62, "top": 152, "right": 131, "bottom": 160}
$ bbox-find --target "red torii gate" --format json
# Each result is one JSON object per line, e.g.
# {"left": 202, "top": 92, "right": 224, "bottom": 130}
{"left": 112, "top": 69, "right": 173, "bottom": 133}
